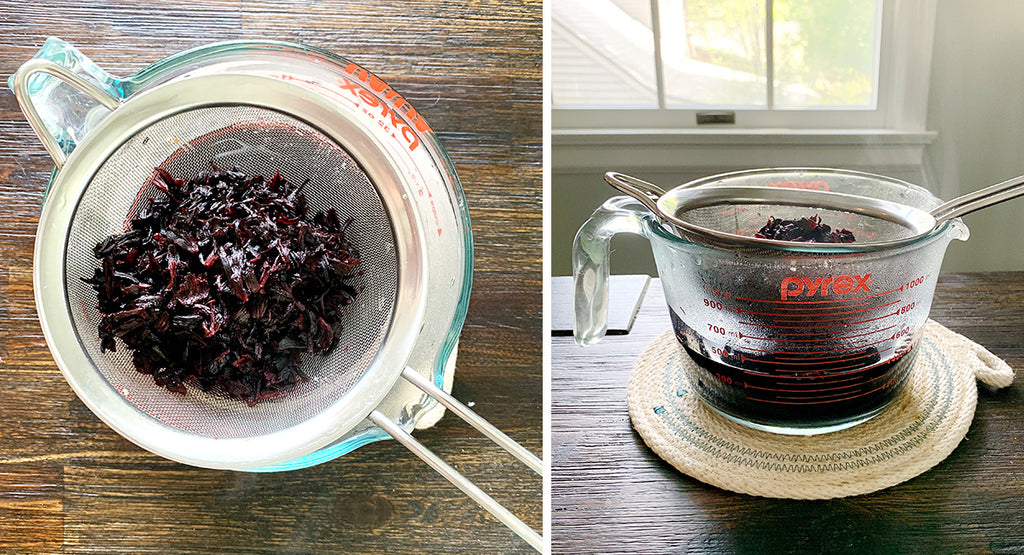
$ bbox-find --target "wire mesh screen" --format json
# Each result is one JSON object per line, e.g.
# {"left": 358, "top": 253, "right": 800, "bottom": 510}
{"left": 64, "top": 105, "right": 399, "bottom": 438}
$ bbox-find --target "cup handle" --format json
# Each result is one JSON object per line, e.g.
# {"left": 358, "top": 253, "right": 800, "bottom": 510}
{"left": 8, "top": 38, "right": 122, "bottom": 169}
{"left": 572, "top": 196, "right": 649, "bottom": 346}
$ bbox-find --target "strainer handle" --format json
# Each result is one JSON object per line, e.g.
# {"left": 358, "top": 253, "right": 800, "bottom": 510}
{"left": 572, "top": 196, "right": 649, "bottom": 346}
{"left": 368, "top": 408, "right": 545, "bottom": 553}
{"left": 10, "top": 58, "right": 121, "bottom": 169}
{"left": 603, "top": 171, "right": 666, "bottom": 216}
{"left": 930, "top": 172, "right": 1024, "bottom": 223}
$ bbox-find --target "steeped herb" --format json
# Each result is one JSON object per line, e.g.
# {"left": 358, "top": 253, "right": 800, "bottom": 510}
{"left": 85, "top": 167, "right": 361, "bottom": 406}
{"left": 754, "top": 215, "right": 855, "bottom": 243}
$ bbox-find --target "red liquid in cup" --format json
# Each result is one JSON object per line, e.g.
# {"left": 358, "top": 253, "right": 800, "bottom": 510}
{"left": 670, "top": 308, "right": 915, "bottom": 431}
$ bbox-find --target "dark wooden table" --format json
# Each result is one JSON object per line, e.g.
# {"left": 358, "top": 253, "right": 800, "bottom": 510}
{"left": 553, "top": 274, "right": 1024, "bottom": 554}
{"left": 0, "top": 2, "right": 542, "bottom": 553}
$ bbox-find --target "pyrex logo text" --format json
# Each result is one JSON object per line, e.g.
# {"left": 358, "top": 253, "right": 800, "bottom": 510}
{"left": 340, "top": 63, "right": 434, "bottom": 153}
{"left": 780, "top": 274, "right": 871, "bottom": 300}
{"left": 769, "top": 180, "right": 829, "bottom": 191}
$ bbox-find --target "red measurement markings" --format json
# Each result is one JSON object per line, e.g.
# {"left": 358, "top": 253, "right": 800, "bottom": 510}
{"left": 767, "top": 316, "right": 885, "bottom": 325}
{"left": 773, "top": 298, "right": 876, "bottom": 311}
{"left": 735, "top": 285, "right": 905, "bottom": 304}
{"left": 739, "top": 310, "right": 899, "bottom": 330}
{"left": 733, "top": 365, "right": 869, "bottom": 378}
{"left": 736, "top": 364, "right": 876, "bottom": 380}
{"left": 738, "top": 299, "right": 901, "bottom": 320}
{"left": 777, "top": 390, "right": 868, "bottom": 402}
{"left": 739, "top": 324, "right": 896, "bottom": 342}
{"left": 770, "top": 374, "right": 871, "bottom": 387}
{"left": 750, "top": 379, "right": 894, "bottom": 405}
{"left": 739, "top": 336, "right": 894, "bottom": 358}
{"left": 739, "top": 347, "right": 892, "bottom": 368}
{"left": 753, "top": 360, "right": 868, "bottom": 372}
{"left": 702, "top": 285, "right": 733, "bottom": 299}
{"left": 773, "top": 350, "right": 883, "bottom": 362}
{"left": 744, "top": 380, "right": 869, "bottom": 395}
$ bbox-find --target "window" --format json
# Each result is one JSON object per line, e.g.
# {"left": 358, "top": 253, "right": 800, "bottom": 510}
{"left": 552, "top": 0, "right": 935, "bottom": 131}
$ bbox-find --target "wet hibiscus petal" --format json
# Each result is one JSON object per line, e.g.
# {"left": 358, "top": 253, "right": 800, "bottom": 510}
{"left": 85, "top": 166, "right": 361, "bottom": 405}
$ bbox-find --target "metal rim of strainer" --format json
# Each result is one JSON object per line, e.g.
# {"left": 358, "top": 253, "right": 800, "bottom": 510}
{"left": 33, "top": 72, "right": 432, "bottom": 469}
{"left": 641, "top": 167, "right": 962, "bottom": 253}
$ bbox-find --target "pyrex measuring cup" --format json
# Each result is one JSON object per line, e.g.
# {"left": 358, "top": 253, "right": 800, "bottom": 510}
{"left": 13, "top": 36, "right": 474, "bottom": 469}
{"left": 574, "top": 168, "right": 969, "bottom": 434}
{"left": 14, "top": 38, "right": 542, "bottom": 550}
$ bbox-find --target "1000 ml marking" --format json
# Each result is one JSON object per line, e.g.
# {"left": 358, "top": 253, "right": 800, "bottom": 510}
{"left": 703, "top": 284, "right": 733, "bottom": 299}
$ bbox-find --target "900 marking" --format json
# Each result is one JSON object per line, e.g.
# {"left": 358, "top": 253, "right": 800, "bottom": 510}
{"left": 703, "top": 298, "right": 723, "bottom": 310}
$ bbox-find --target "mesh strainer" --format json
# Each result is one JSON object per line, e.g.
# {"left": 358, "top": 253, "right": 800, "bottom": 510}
{"left": 604, "top": 170, "right": 1024, "bottom": 251}
{"left": 67, "top": 105, "right": 401, "bottom": 440}
{"left": 13, "top": 40, "right": 541, "bottom": 551}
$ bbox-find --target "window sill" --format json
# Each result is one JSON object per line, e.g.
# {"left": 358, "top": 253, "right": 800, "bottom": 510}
{"left": 552, "top": 128, "right": 938, "bottom": 172}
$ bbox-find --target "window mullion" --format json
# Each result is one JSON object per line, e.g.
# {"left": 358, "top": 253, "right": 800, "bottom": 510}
{"left": 651, "top": 0, "right": 666, "bottom": 109}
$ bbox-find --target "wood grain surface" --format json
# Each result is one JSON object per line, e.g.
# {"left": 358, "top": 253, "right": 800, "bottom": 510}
{"left": 552, "top": 274, "right": 1024, "bottom": 554}
{"left": 0, "top": 2, "right": 542, "bottom": 553}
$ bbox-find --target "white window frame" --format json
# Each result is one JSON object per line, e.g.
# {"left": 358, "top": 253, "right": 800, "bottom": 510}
{"left": 552, "top": 0, "right": 937, "bottom": 132}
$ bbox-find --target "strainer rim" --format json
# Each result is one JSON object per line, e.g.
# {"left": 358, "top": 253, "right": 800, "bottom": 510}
{"left": 654, "top": 167, "right": 958, "bottom": 253}
{"left": 34, "top": 72, "right": 431, "bottom": 469}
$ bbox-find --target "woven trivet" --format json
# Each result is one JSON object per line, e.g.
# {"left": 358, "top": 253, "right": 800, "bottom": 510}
{"left": 627, "top": 319, "right": 1014, "bottom": 500}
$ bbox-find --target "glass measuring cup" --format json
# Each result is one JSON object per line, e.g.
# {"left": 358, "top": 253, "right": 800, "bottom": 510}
{"left": 12, "top": 38, "right": 474, "bottom": 469}
{"left": 574, "top": 168, "right": 969, "bottom": 434}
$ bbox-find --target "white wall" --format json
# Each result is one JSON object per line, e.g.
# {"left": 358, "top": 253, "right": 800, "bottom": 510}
{"left": 552, "top": 2, "right": 1024, "bottom": 276}
{"left": 924, "top": 1, "right": 1024, "bottom": 272}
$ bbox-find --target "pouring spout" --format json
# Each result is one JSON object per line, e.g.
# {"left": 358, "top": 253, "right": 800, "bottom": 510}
{"left": 946, "top": 217, "right": 971, "bottom": 242}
